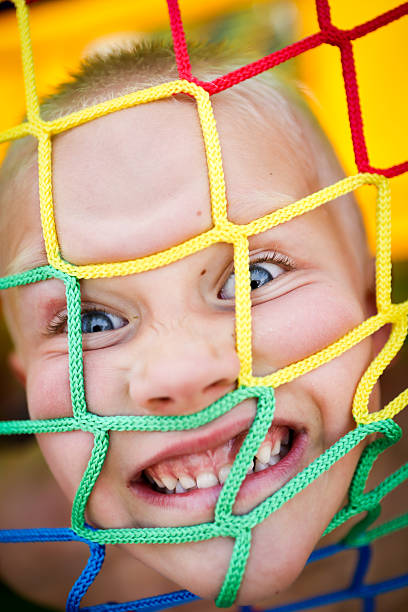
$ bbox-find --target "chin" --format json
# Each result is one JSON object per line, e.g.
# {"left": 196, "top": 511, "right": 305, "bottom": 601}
{"left": 234, "top": 548, "right": 310, "bottom": 606}
{"left": 120, "top": 509, "right": 316, "bottom": 606}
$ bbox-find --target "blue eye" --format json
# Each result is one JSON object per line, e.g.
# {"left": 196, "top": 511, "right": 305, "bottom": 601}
{"left": 249, "top": 264, "right": 274, "bottom": 290}
{"left": 219, "top": 260, "right": 285, "bottom": 300}
{"left": 81, "top": 310, "right": 126, "bottom": 334}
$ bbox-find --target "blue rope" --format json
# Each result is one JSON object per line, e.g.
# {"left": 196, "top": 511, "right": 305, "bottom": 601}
{"left": 0, "top": 528, "right": 407, "bottom": 611}
{"left": 262, "top": 572, "right": 408, "bottom": 612}
{"left": 363, "top": 599, "right": 375, "bottom": 612}
{"left": 66, "top": 541, "right": 106, "bottom": 611}
{"left": 350, "top": 546, "right": 371, "bottom": 590}
{"left": 0, "top": 528, "right": 77, "bottom": 543}
{"left": 80, "top": 591, "right": 200, "bottom": 611}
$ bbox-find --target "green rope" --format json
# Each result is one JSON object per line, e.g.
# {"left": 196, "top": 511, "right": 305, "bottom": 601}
{"left": 216, "top": 529, "right": 252, "bottom": 607}
{"left": 351, "top": 512, "right": 408, "bottom": 546}
{"left": 215, "top": 387, "right": 275, "bottom": 523}
{"left": 71, "top": 430, "right": 109, "bottom": 533}
{"left": 1, "top": 264, "right": 407, "bottom": 606}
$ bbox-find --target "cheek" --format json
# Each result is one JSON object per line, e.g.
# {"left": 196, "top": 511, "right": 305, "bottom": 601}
{"left": 82, "top": 350, "right": 125, "bottom": 416}
{"left": 25, "top": 356, "right": 95, "bottom": 501}
{"left": 36, "top": 431, "right": 94, "bottom": 502}
{"left": 251, "top": 285, "right": 375, "bottom": 443}
{"left": 251, "top": 285, "right": 366, "bottom": 373}
{"left": 26, "top": 355, "right": 72, "bottom": 419}
{"left": 302, "top": 346, "right": 371, "bottom": 445}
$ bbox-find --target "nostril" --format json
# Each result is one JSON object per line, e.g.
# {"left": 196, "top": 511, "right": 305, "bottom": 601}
{"left": 205, "top": 379, "right": 233, "bottom": 394}
{"left": 147, "top": 396, "right": 173, "bottom": 408}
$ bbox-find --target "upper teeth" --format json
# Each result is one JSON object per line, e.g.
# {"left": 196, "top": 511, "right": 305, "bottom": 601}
{"left": 218, "top": 465, "right": 231, "bottom": 484}
{"left": 196, "top": 472, "right": 218, "bottom": 489}
{"left": 145, "top": 453, "right": 286, "bottom": 493}
{"left": 255, "top": 438, "right": 281, "bottom": 465}
{"left": 175, "top": 481, "right": 187, "bottom": 494}
{"left": 178, "top": 475, "right": 196, "bottom": 490}
{"left": 160, "top": 475, "right": 178, "bottom": 491}
{"left": 144, "top": 430, "right": 291, "bottom": 494}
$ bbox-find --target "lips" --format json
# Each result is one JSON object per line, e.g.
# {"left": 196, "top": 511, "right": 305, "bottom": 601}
{"left": 140, "top": 425, "right": 292, "bottom": 494}
{"left": 127, "top": 401, "right": 308, "bottom": 506}
{"left": 129, "top": 429, "right": 307, "bottom": 517}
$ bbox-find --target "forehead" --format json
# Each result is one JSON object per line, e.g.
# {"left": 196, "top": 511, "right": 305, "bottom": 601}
{"left": 50, "top": 96, "right": 317, "bottom": 266}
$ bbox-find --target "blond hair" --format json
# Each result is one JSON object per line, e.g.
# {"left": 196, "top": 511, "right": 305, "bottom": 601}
{"left": 0, "top": 38, "right": 367, "bottom": 281}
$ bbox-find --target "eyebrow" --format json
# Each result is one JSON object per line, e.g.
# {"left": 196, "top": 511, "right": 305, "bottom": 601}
{"left": 4, "top": 189, "right": 295, "bottom": 278}
{"left": 5, "top": 245, "right": 49, "bottom": 277}
{"left": 228, "top": 189, "right": 295, "bottom": 223}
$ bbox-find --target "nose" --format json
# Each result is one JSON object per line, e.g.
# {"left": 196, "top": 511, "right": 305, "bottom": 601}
{"left": 128, "top": 319, "right": 240, "bottom": 415}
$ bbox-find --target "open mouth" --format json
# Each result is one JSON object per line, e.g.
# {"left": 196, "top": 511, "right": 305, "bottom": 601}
{"left": 134, "top": 425, "right": 296, "bottom": 495}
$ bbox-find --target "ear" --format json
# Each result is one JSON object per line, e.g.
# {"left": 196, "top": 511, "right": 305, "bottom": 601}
{"left": 365, "top": 257, "right": 390, "bottom": 358}
{"left": 8, "top": 351, "right": 27, "bottom": 388}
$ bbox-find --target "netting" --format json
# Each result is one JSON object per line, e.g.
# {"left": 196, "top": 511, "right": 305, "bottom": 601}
{"left": 0, "top": 0, "right": 407, "bottom": 609}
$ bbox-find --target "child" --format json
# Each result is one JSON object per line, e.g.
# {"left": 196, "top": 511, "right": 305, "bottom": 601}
{"left": 0, "top": 40, "right": 406, "bottom": 610}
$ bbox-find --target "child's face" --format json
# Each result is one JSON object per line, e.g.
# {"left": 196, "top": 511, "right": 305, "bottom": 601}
{"left": 7, "top": 96, "right": 377, "bottom": 603}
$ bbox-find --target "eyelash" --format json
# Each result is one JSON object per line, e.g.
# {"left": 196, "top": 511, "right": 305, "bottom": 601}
{"left": 46, "top": 253, "right": 293, "bottom": 334}
{"left": 46, "top": 306, "right": 110, "bottom": 335}
{"left": 221, "top": 251, "right": 294, "bottom": 284}
{"left": 249, "top": 251, "right": 293, "bottom": 269}
{"left": 217, "top": 251, "right": 294, "bottom": 298}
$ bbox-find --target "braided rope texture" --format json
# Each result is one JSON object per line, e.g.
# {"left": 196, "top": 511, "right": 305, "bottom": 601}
{"left": 0, "top": 0, "right": 407, "bottom": 609}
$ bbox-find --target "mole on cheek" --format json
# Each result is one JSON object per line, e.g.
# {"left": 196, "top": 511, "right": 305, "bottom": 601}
{"left": 201, "top": 269, "right": 206, "bottom": 276}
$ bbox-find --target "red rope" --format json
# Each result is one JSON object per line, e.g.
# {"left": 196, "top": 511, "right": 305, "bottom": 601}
{"left": 166, "top": 0, "right": 407, "bottom": 177}
{"left": 338, "top": 40, "right": 369, "bottom": 172}
{"left": 368, "top": 161, "right": 408, "bottom": 179}
{"left": 316, "top": 0, "right": 332, "bottom": 30}
{"left": 22, "top": 0, "right": 408, "bottom": 178}
{"left": 193, "top": 32, "right": 325, "bottom": 95}
{"left": 166, "top": 0, "right": 192, "bottom": 80}
{"left": 347, "top": 3, "right": 408, "bottom": 41}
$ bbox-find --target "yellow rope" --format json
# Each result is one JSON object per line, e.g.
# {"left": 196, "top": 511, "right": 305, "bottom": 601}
{"left": 1, "top": 0, "right": 407, "bottom": 433}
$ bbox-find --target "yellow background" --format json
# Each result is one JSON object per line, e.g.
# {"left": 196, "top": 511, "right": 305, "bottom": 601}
{"left": 0, "top": 0, "right": 406, "bottom": 258}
